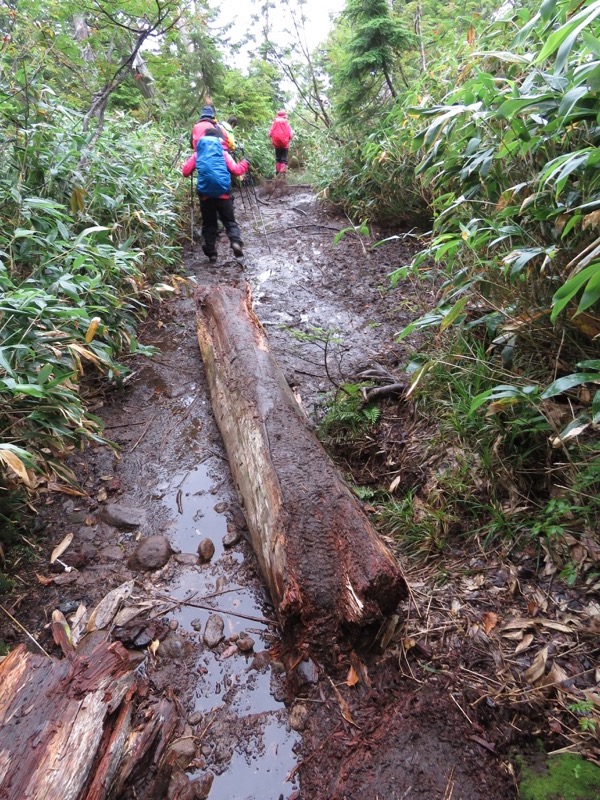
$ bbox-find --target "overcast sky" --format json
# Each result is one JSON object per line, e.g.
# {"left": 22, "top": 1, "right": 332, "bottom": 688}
{"left": 216, "top": 0, "right": 346, "bottom": 67}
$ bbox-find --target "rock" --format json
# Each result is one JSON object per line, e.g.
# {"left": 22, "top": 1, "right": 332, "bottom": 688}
{"left": 297, "top": 657, "right": 319, "bottom": 684}
{"left": 203, "top": 614, "right": 224, "bottom": 648}
{"left": 167, "top": 770, "right": 195, "bottom": 800}
{"left": 213, "top": 501, "right": 228, "bottom": 514}
{"left": 191, "top": 772, "right": 214, "bottom": 800}
{"left": 237, "top": 635, "right": 255, "bottom": 653}
{"left": 289, "top": 703, "right": 309, "bottom": 731}
{"left": 127, "top": 535, "right": 172, "bottom": 571}
{"left": 168, "top": 619, "right": 179, "bottom": 631}
{"left": 174, "top": 553, "right": 199, "bottom": 566}
{"left": 167, "top": 737, "right": 197, "bottom": 768}
{"left": 250, "top": 651, "right": 271, "bottom": 671}
{"left": 102, "top": 502, "right": 147, "bottom": 529}
{"left": 222, "top": 524, "right": 241, "bottom": 548}
{"left": 158, "top": 635, "right": 190, "bottom": 661}
{"left": 69, "top": 543, "right": 96, "bottom": 568}
{"left": 188, "top": 711, "right": 203, "bottom": 726}
{"left": 197, "top": 538, "right": 215, "bottom": 563}
{"left": 191, "top": 618, "right": 203, "bottom": 632}
{"left": 228, "top": 631, "right": 239, "bottom": 642}
{"left": 98, "top": 545, "right": 124, "bottom": 562}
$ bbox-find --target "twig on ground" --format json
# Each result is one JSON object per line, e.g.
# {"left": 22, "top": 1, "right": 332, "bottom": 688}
{"left": 0, "top": 604, "right": 51, "bottom": 658}
{"left": 130, "top": 412, "right": 158, "bottom": 452}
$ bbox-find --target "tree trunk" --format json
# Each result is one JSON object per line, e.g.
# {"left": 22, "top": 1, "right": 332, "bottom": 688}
{"left": 196, "top": 283, "right": 407, "bottom": 651}
{"left": 0, "top": 641, "right": 177, "bottom": 800}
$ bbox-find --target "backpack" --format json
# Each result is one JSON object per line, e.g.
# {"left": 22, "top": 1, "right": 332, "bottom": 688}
{"left": 270, "top": 118, "right": 291, "bottom": 148}
{"left": 196, "top": 137, "right": 231, "bottom": 197}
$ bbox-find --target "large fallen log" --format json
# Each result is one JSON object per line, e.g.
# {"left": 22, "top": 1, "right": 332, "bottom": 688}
{"left": 196, "top": 282, "right": 407, "bottom": 648}
{"left": 0, "top": 640, "right": 177, "bottom": 800}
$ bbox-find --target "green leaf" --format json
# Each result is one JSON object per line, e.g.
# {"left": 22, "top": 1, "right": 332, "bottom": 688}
{"left": 440, "top": 296, "right": 469, "bottom": 331}
{"left": 541, "top": 373, "right": 600, "bottom": 399}
{"left": 592, "top": 390, "right": 600, "bottom": 422}
{"left": 13, "top": 228, "right": 36, "bottom": 238}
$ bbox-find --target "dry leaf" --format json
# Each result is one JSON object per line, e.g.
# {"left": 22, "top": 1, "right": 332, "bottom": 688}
{"left": 523, "top": 646, "right": 549, "bottom": 685}
{"left": 483, "top": 611, "right": 499, "bottom": 635}
{"left": 149, "top": 639, "right": 160, "bottom": 656}
{"left": 346, "top": 665, "right": 360, "bottom": 687}
{"left": 36, "top": 573, "right": 55, "bottom": 586}
{"left": 220, "top": 644, "right": 238, "bottom": 659}
{"left": 113, "top": 601, "right": 157, "bottom": 628}
{"left": 50, "top": 532, "right": 73, "bottom": 564}
{"left": 389, "top": 475, "right": 401, "bottom": 492}
{"left": 97, "top": 488, "right": 107, "bottom": 502}
{"left": 46, "top": 481, "right": 87, "bottom": 497}
{"left": 539, "top": 661, "right": 569, "bottom": 691}
{"left": 515, "top": 633, "right": 534, "bottom": 655}
{"left": 0, "top": 449, "right": 33, "bottom": 487}
{"left": 86, "top": 580, "right": 134, "bottom": 632}
{"left": 330, "top": 682, "right": 359, "bottom": 728}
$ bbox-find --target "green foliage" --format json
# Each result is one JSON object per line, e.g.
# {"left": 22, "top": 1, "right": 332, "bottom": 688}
{"left": 0, "top": 68, "right": 181, "bottom": 491}
{"left": 318, "top": 383, "right": 381, "bottom": 445}
{"left": 518, "top": 753, "right": 600, "bottom": 800}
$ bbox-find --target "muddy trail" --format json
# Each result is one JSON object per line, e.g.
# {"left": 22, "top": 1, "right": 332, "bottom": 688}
{"left": 0, "top": 183, "right": 515, "bottom": 799}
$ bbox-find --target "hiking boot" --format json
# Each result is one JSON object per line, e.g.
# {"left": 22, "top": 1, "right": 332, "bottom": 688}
{"left": 231, "top": 241, "right": 244, "bottom": 258}
{"left": 202, "top": 244, "right": 217, "bottom": 262}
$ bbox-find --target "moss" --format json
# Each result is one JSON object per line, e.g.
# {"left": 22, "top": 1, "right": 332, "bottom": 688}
{"left": 519, "top": 753, "right": 600, "bottom": 800}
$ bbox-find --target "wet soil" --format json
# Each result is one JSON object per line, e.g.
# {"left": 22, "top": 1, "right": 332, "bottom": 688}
{"left": 0, "top": 182, "right": 516, "bottom": 799}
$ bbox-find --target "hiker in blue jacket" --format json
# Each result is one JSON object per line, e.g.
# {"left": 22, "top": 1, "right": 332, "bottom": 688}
{"left": 182, "top": 128, "right": 249, "bottom": 261}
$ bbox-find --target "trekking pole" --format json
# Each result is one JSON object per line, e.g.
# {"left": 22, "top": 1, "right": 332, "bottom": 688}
{"left": 189, "top": 175, "right": 194, "bottom": 245}
{"left": 247, "top": 168, "right": 272, "bottom": 254}
{"left": 236, "top": 176, "right": 247, "bottom": 212}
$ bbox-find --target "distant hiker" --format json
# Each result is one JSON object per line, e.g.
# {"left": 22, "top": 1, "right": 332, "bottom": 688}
{"left": 182, "top": 127, "right": 249, "bottom": 262}
{"left": 220, "top": 116, "right": 238, "bottom": 153}
{"left": 269, "top": 109, "right": 293, "bottom": 175}
{"left": 190, "top": 106, "right": 228, "bottom": 151}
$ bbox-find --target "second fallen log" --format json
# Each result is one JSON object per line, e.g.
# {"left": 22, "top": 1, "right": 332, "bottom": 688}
{"left": 196, "top": 282, "right": 407, "bottom": 647}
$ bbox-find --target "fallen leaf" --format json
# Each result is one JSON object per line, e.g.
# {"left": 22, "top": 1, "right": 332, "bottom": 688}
{"left": 97, "top": 488, "right": 107, "bottom": 502}
{"left": 515, "top": 633, "right": 534, "bottom": 655}
{"left": 149, "top": 639, "right": 160, "bottom": 656}
{"left": 539, "top": 661, "right": 569, "bottom": 691}
{"left": 220, "top": 644, "right": 238, "bottom": 659}
{"left": 389, "top": 475, "right": 401, "bottom": 492}
{"left": 346, "top": 665, "right": 360, "bottom": 687}
{"left": 50, "top": 533, "right": 73, "bottom": 564}
{"left": 113, "top": 601, "right": 158, "bottom": 627}
{"left": 46, "top": 481, "right": 87, "bottom": 497}
{"left": 483, "top": 611, "right": 499, "bottom": 635}
{"left": 330, "top": 681, "right": 359, "bottom": 728}
{"left": 523, "top": 646, "right": 549, "bottom": 685}
{"left": 86, "top": 580, "right": 134, "bottom": 632}
{"left": 36, "top": 573, "right": 55, "bottom": 586}
{"left": 51, "top": 609, "right": 73, "bottom": 655}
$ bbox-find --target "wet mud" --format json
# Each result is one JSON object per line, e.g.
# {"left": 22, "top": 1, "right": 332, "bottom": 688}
{"left": 0, "top": 182, "right": 515, "bottom": 799}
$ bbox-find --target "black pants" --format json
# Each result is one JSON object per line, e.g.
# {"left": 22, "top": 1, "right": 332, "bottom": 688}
{"left": 199, "top": 195, "right": 242, "bottom": 253}
{"left": 274, "top": 147, "right": 289, "bottom": 165}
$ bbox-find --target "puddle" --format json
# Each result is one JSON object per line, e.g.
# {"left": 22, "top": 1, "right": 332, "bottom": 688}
{"left": 153, "top": 452, "right": 299, "bottom": 797}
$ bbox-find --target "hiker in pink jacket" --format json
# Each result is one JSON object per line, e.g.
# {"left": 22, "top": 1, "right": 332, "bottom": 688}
{"left": 269, "top": 109, "right": 293, "bottom": 175}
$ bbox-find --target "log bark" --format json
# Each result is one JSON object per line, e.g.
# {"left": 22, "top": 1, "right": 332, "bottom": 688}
{"left": 196, "top": 283, "right": 407, "bottom": 648}
{"left": 0, "top": 642, "right": 177, "bottom": 800}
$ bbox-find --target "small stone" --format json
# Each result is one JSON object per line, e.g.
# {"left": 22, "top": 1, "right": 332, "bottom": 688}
{"left": 192, "top": 772, "right": 214, "bottom": 799}
{"left": 203, "top": 614, "right": 224, "bottom": 648}
{"left": 197, "top": 538, "right": 215, "bottom": 563}
{"left": 191, "top": 618, "right": 203, "bottom": 632}
{"left": 127, "top": 535, "right": 172, "bottom": 571}
{"left": 297, "top": 657, "right": 319, "bottom": 684}
{"left": 174, "top": 553, "right": 199, "bottom": 566}
{"left": 222, "top": 525, "right": 241, "bottom": 548}
{"left": 289, "top": 703, "right": 309, "bottom": 732}
{"left": 168, "top": 619, "right": 179, "bottom": 631}
{"left": 102, "top": 503, "right": 147, "bottom": 529}
{"left": 237, "top": 635, "right": 255, "bottom": 653}
{"left": 167, "top": 737, "right": 196, "bottom": 768}
{"left": 213, "top": 502, "right": 227, "bottom": 514}
{"left": 98, "top": 545, "right": 124, "bottom": 562}
{"left": 167, "top": 771, "right": 195, "bottom": 800}
{"left": 188, "top": 711, "right": 203, "bottom": 726}
{"left": 159, "top": 635, "right": 190, "bottom": 661}
{"left": 229, "top": 631, "right": 239, "bottom": 642}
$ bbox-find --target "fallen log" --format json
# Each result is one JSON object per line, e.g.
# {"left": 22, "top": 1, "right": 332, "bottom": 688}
{"left": 0, "top": 641, "right": 177, "bottom": 800}
{"left": 196, "top": 282, "right": 407, "bottom": 648}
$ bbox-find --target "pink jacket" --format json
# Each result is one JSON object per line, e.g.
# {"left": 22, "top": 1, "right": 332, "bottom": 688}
{"left": 269, "top": 111, "right": 293, "bottom": 148}
{"left": 190, "top": 120, "right": 228, "bottom": 151}
{"left": 182, "top": 140, "right": 248, "bottom": 199}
